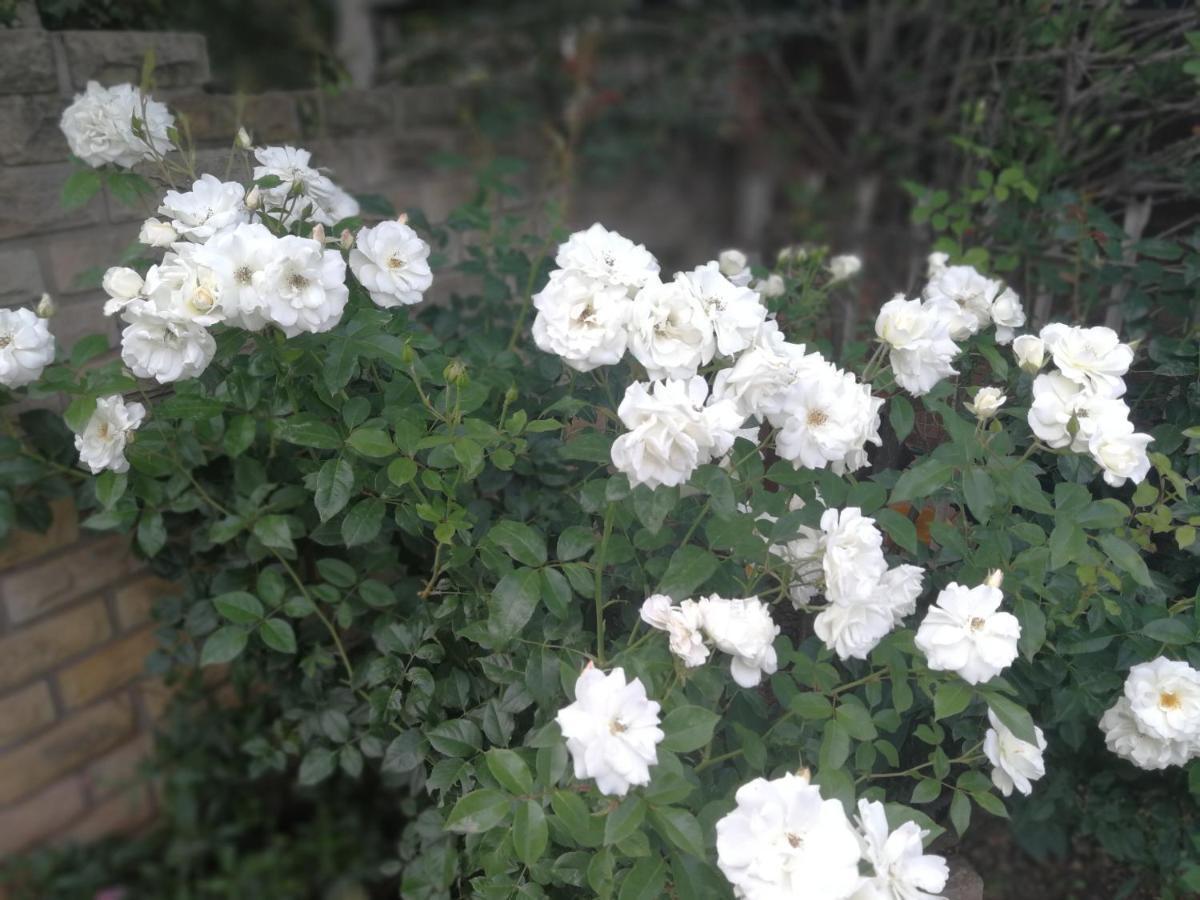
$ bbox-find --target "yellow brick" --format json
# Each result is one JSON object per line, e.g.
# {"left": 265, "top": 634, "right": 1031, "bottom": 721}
{"left": 57, "top": 628, "right": 157, "bottom": 709}
{"left": 0, "top": 601, "right": 111, "bottom": 691}
{"left": 137, "top": 677, "right": 173, "bottom": 721}
{"left": 1, "top": 534, "right": 136, "bottom": 625}
{"left": 0, "top": 681, "right": 55, "bottom": 747}
{"left": 0, "top": 497, "right": 78, "bottom": 569}
{"left": 114, "top": 575, "right": 181, "bottom": 631}
{"left": 85, "top": 732, "right": 154, "bottom": 800}
{"left": 57, "top": 784, "right": 155, "bottom": 845}
{"left": 0, "top": 775, "right": 87, "bottom": 856}
{"left": 0, "top": 695, "right": 134, "bottom": 805}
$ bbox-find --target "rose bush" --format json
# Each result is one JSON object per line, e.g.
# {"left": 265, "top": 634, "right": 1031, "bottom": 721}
{"left": 1, "top": 77, "right": 1199, "bottom": 898}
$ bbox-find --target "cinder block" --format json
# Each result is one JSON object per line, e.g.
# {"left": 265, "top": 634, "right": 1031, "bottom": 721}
{"left": 0, "top": 29, "right": 58, "bottom": 95}
{"left": 0, "top": 247, "right": 47, "bottom": 311}
{"left": 0, "top": 162, "right": 107, "bottom": 240}
{"left": 57, "top": 783, "right": 154, "bottom": 844}
{"left": 56, "top": 627, "right": 157, "bottom": 709}
{"left": 42, "top": 222, "right": 139, "bottom": 295}
{"left": 59, "top": 31, "right": 209, "bottom": 91}
{"left": 0, "top": 694, "right": 134, "bottom": 804}
{"left": 84, "top": 732, "right": 153, "bottom": 799}
{"left": 1, "top": 533, "right": 135, "bottom": 625}
{"left": 0, "top": 601, "right": 111, "bottom": 691}
{"left": 0, "top": 94, "right": 71, "bottom": 165}
{"left": 0, "top": 680, "right": 55, "bottom": 747}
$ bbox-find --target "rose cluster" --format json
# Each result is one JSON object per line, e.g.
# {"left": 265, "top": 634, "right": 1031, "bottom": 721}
{"left": 533, "top": 225, "right": 883, "bottom": 488}
{"left": 1100, "top": 657, "right": 1200, "bottom": 771}
{"left": 1019, "top": 323, "right": 1151, "bottom": 487}
{"left": 57, "top": 83, "right": 434, "bottom": 475}
{"left": 639, "top": 593, "right": 780, "bottom": 687}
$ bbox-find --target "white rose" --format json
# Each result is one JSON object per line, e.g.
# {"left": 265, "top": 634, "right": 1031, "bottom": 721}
{"left": 814, "top": 599, "right": 896, "bottom": 662}
{"left": 639, "top": 594, "right": 711, "bottom": 668}
{"left": 752, "top": 273, "right": 786, "bottom": 298}
{"left": 715, "top": 772, "right": 862, "bottom": 899}
{"left": 914, "top": 578, "right": 1021, "bottom": 685}
{"left": 158, "top": 174, "right": 248, "bottom": 242}
{"left": 828, "top": 254, "right": 862, "bottom": 282}
{"left": 192, "top": 222, "right": 281, "bottom": 331}
{"left": 1012, "top": 334, "right": 1045, "bottom": 373}
{"left": 711, "top": 320, "right": 825, "bottom": 421}
{"left": 966, "top": 386, "right": 1006, "bottom": 420}
{"left": 819, "top": 507, "right": 887, "bottom": 603}
{"left": 989, "top": 286, "right": 1025, "bottom": 344}
{"left": 531, "top": 270, "right": 631, "bottom": 372}
{"left": 140, "top": 250, "right": 226, "bottom": 327}
{"left": 118, "top": 303, "right": 216, "bottom": 383}
{"left": 923, "top": 265, "right": 998, "bottom": 340}
{"left": 59, "top": 81, "right": 174, "bottom": 168}
{"left": 1123, "top": 657, "right": 1200, "bottom": 743}
{"left": 256, "top": 235, "right": 348, "bottom": 336}
{"left": 627, "top": 277, "right": 715, "bottom": 379}
{"left": 677, "top": 262, "right": 767, "bottom": 357}
{"left": 853, "top": 799, "right": 949, "bottom": 900}
{"left": 73, "top": 394, "right": 146, "bottom": 474}
{"left": 983, "top": 708, "right": 1047, "bottom": 797}
{"left": 1088, "top": 418, "right": 1152, "bottom": 488}
{"left": 718, "top": 248, "right": 752, "bottom": 286}
{"left": 554, "top": 223, "right": 660, "bottom": 295}
{"left": 349, "top": 219, "right": 434, "bottom": 308}
{"left": 139, "top": 217, "right": 178, "bottom": 247}
{"left": 773, "top": 361, "right": 883, "bottom": 474}
{"left": 1100, "top": 697, "right": 1195, "bottom": 771}
{"left": 610, "top": 377, "right": 744, "bottom": 489}
{"left": 1039, "top": 322, "right": 1133, "bottom": 398}
{"left": 555, "top": 665, "right": 663, "bottom": 797}
{"left": 101, "top": 266, "right": 145, "bottom": 315}
{"left": 697, "top": 594, "right": 779, "bottom": 688}
{"left": 0, "top": 307, "right": 55, "bottom": 388}
{"left": 875, "top": 294, "right": 960, "bottom": 396}
{"left": 925, "top": 251, "right": 950, "bottom": 278}
{"left": 252, "top": 144, "right": 337, "bottom": 216}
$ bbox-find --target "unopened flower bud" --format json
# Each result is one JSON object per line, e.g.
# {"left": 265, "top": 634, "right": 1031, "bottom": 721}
{"left": 827, "top": 254, "right": 862, "bottom": 283}
{"left": 235, "top": 126, "right": 253, "bottom": 149}
{"left": 777, "top": 244, "right": 807, "bottom": 265}
{"left": 504, "top": 386, "right": 519, "bottom": 405}
{"left": 245, "top": 186, "right": 261, "bottom": 211}
{"left": 35, "top": 293, "right": 55, "bottom": 318}
{"left": 339, "top": 228, "right": 354, "bottom": 251}
{"left": 718, "top": 248, "right": 748, "bottom": 278}
{"left": 966, "top": 386, "right": 1006, "bottom": 421}
{"left": 1012, "top": 334, "right": 1045, "bottom": 374}
{"left": 985, "top": 569, "right": 1004, "bottom": 590}
{"left": 795, "top": 767, "right": 812, "bottom": 785}
{"left": 401, "top": 343, "right": 415, "bottom": 366}
{"left": 311, "top": 223, "right": 326, "bottom": 245}
{"left": 138, "top": 217, "right": 177, "bottom": 248}
{"left": 753, "top": 273, "right": 785, "bottom": 299}
{"left": 396, "top": 212, "right": 409, "bottom": 225}
{"left": 444, "top": 358, "right": 468, "bottom": 386}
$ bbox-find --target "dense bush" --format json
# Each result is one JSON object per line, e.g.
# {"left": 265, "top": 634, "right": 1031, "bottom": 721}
{"left": 2, "top": 25, "right": 1199, "bottom": 899}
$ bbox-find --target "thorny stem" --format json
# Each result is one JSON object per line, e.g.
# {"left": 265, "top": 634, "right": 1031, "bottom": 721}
{"left": 594, "top": 503, "right": 616, "bottom": 665}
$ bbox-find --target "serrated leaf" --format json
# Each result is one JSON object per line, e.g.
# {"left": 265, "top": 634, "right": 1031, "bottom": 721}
{"left": 213, "top": 591, "right": 262, "bottom": 624}
{"left": 889, "top": 395, "right": 915, "bottom": 441}
{"left": 427, "top": 718, "right": 483, "bottom": 758}
{"left": 660, "top": 705, "right": 719, "bottom": 753}
{"left": 1097, "top": 534, "right": 1154, "bottom": 588}
{"left": 488, "top": 567, "right": 540, "bottom": 643}
{"left": 891, "top": 459, "right": 955, "bottom": 503}
{"left": 656, "top": 545, "right": 718, "bottom": 600}
{"left": 314, "top": 457, "right": 354, "bottom": 522}
{"left": 487, "top": 520, "right": 547, "bottom": 567}
{"left": 648, "top": 806, "right": 706, "bottom": 859}
{"left": 341, "top": 498, "right": 385, "bottom": 547}
{"left": 346, "top": 427, "right": 395, "bottom": 458}
{"left": 200, "top": 625, "right": 248, "bottom": 666}
{"left": 513, "top": 799, "right": 548, "bottom": 866}
{"left": 485, "top": 748, "right": 532, "bottom": 794}
{"left": 445, "top": 789, "right": 510, "bottom": 834}
{"left": 604, "top": 797, "right": 646, "bottom": 846}
{"left": 298, "top": 748, "right": 336, "bottom": 786}
{"left": 933, "top": 681, "right": 972, "bottom": 721}
{"left": 258, "top": 618, "right": 296, "bottom": 654}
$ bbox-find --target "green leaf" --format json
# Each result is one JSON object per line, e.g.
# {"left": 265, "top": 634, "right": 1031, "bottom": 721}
{"left": 949, "top": 790, "right": 972, "bottom": 835}
{"left": 314, "top": 458, "right": 354, "bottom": 522}
{"left": 561, "top": 432, "right": 613, "bottom": 463}
{"left": 875, "top": 508, "right": 918, "bottom": 554}
{"left": 660, "top": 706, "right": 720, "bottom": 753}
{"left": 386, "top": 457, "right": 418, "bottom": 487}
{"left": 889, "top": 395, "right": 915, "bottom": 442}
{"left": 557, "top": 526, "right": 595, "bottom": 561}
{"left": 911, "top": 779, "right": 941, "bottom": 804}
{"left": 648, "top": 807, "right": 706, "bottom": 859}
{"left": 539, "top": 568, "right": 572, "bottom": 619}
{"left": 488, "top": 567, "right": 541, "bottom": 643}
{"left": 1075, "top": 499, "right": 1129, "bottom": 530}
{"left": 445, "top": 789, "right": 511, "bottom": 834}
{"left": 1097, "top": 534, "right": 1154, "bottom": 588}
{"left": 224, "top": 414, "right": 256, "bottom": 457}
{"left": 70, "top": 333, "right": 111, "bottom": 367}
{"left": 1009, "top": 465, "right": 1054, "bottom": 515}
{"left": 276, "top": 415, "right": 341, "bottom": 449}
{"left": 94, "top": 472, "right": 127, "bottom": 509}
{"left": 427, "top": 719, "right": 483, "bottom": 758}
{"left": 819, "top": 719, "right": 850, "bottom": 770}
{"left": 298, "top": 748, "right": 336, "bottom": 786}
{"left": 136, "top": 512, "right": 166, "bottom": 557}
{"left": 61, "top": 166, "right": 101, "bottom": 208}
{"left": 341, "top": 498, "right": 385, "bottom": 547}
{"left": 213, "top": 591, "right": 263, "bottom": 624}
{"left": 962, "top": 468, "right": 995, "bottom": 524}
{"left": 316, "top": 558, "right": 356, "bottom": 587}
{"left": 604, "top": 797, "right": 646, "bottom": 846}
{"left": 1048, "top": 523, "right": 1085, "bottom": 570}
{"left": 934, "top": 681, "right": 972, "bottom": 721}
{"left": 890, "top": 459, "right": 955, "bottom": 503}
{"left": 984, "top": 693, "right": 1038, "bottom": 744}
{"left": 487, "top": 520, "right": 548, "bottom": 567}
{"left": 358, "top": 579, "right": 394, "bottom": 608}
{"left": 346, "top": 427, "right": 395, "bottom": 458}
{"left": 258, "top": 619, "right": 296, "bottom": 654}
{"left": 513, "top": 800, "right": 548, "bottom": 867}
{"left": 1141, "top": 617, "right": 1195, "bottom": 645}
{"left": 619, "top": 857, "right": 667, "bottom": 900}
{"left": 631, "top": 484, "right": 679, "bottom": 533}
{"left": 835, "top": 697, "right": 877, "bottom": 740}
{"left": 656, "top": 545, "right": 719, "bottom": 600}
{"left": 788, "top": 692, "right": 834, "bottom": 719}
{"left": 253, "top": 514, "right": 293, "bottom": 551}
{"left": 200, "top": 625, "right": 248, "bottom": 666}
{"left": 485, "top": 748, "right": 532, "bottom": 794}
